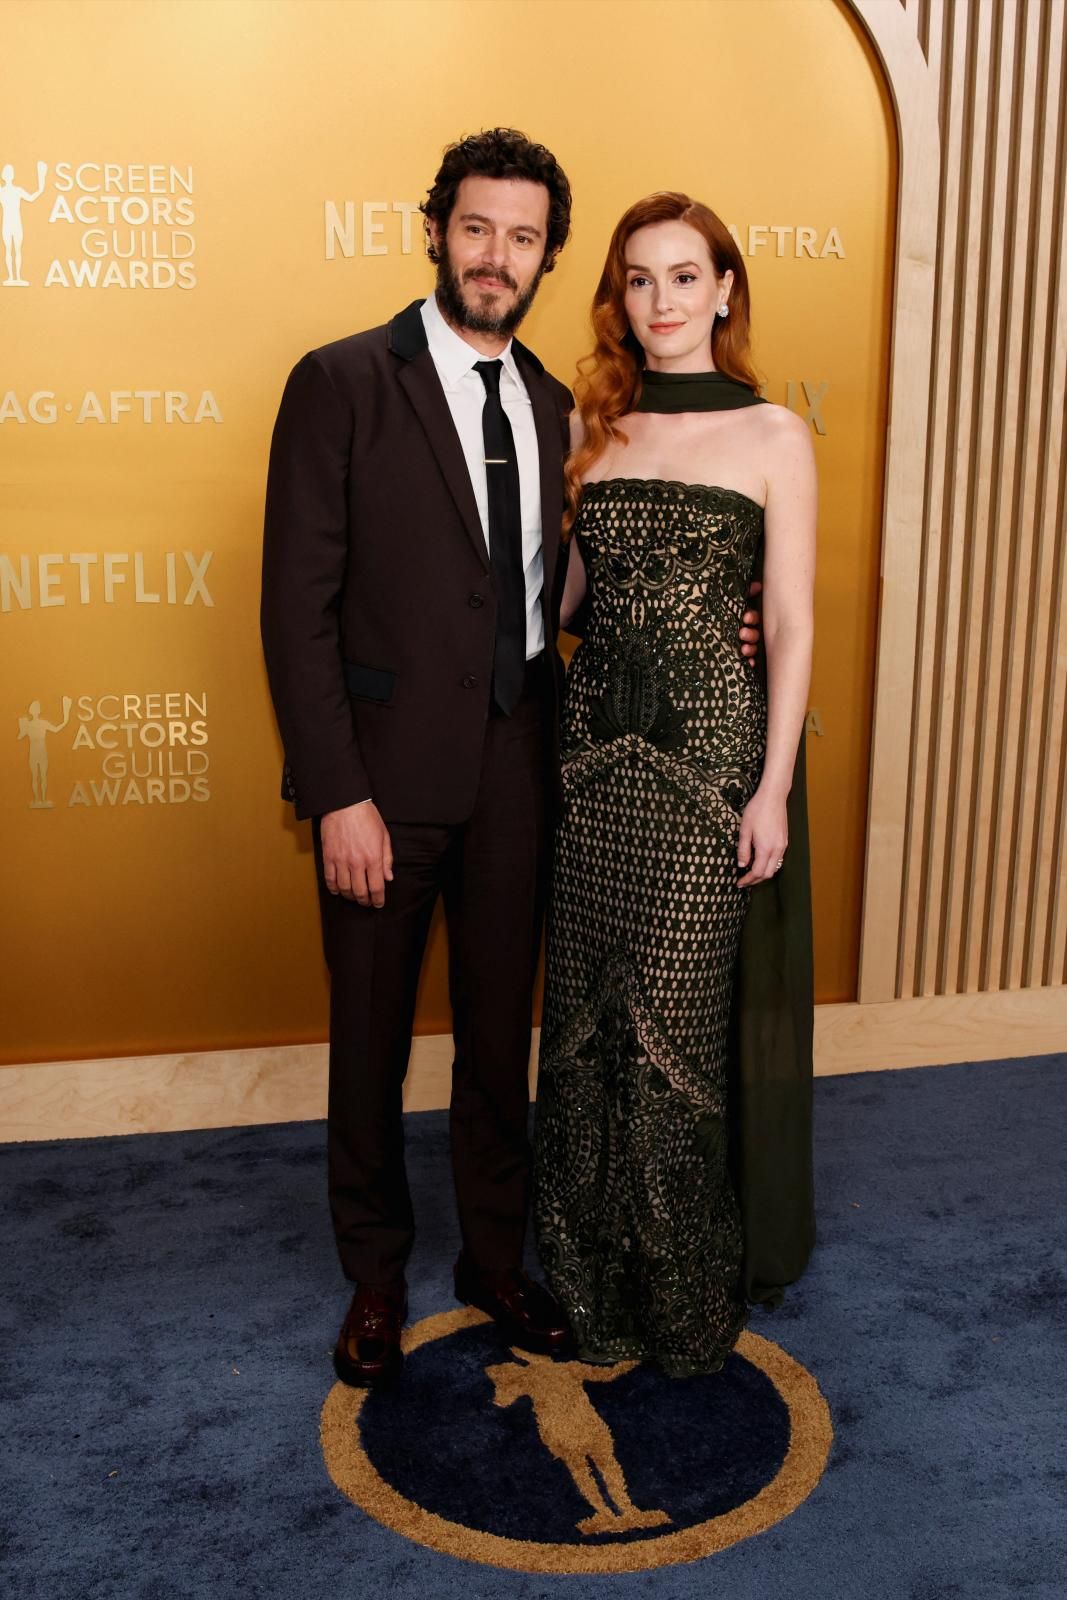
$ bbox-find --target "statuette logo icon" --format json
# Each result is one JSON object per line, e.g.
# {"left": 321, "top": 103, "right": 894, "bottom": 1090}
{"left": 17, "top": 695, "right": 71, "bottom": 807}
{"left": 1, "top": 160, "right": 47, "bottom": 286}
{"left": 487, "top": 1348, "right": 670, "bottom": 1536}
{"left": 320, "top": 1306, "right": 833, "bottom": 1574}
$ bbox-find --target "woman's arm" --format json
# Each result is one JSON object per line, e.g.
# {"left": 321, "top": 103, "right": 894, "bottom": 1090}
{"left": 560, "top": 408, "right": 589, "bottom": 631}
{"left": 560, "top": 537, "right": 588, "bottom": 631}
{"left": 737, "top": 408, "right": 816, "bottom": 887}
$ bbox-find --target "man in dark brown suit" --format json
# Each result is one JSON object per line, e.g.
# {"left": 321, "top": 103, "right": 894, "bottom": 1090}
{"left": 261, "top": 130, "right": 575, "bottom": 1385}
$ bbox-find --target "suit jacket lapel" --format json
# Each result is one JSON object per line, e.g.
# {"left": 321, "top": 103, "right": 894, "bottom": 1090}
{"left": 396, "top": 354, "right": 488, "bottom": 565}
{"left": 389, "top": 301, "right": 487, "bottom": 565}
{"left": 389, "top": 301, "right": 566, "bottom": 603}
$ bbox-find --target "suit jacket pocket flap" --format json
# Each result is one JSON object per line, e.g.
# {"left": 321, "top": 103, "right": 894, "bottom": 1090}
{"left": 343, "top": 660, "right": 396, "bottom": 703}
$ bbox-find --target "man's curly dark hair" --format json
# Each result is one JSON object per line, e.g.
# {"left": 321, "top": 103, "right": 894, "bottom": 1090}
{"left": 421, "top": 128, "right": 572, "bottom": 273}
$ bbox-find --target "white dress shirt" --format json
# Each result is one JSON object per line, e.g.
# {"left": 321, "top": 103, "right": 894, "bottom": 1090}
{"left": 420, "top": 293, "right": 545, "bottom": 659}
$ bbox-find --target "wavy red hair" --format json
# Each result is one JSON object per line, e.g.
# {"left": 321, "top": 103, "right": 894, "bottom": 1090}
{"left": 565, "top": 192, "right": 759, "bottom": 530}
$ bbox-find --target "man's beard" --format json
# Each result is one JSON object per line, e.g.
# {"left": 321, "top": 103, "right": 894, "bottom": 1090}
{"left": 435, "top": 242, "right": 544, "bottom": 338}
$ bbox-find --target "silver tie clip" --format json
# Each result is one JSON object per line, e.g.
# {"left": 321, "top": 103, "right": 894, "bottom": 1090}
{"left": 484, "top": 458, "right": 508, "bottom": 465}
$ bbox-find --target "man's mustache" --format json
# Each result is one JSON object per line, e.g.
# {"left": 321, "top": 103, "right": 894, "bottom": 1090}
{"left": 464, "top": 266, "right": 518, "bottom": 293}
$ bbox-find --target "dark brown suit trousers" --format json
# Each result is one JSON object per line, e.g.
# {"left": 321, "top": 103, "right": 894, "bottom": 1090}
{"left": 262, "top": 299, "right": 571, "bottom": 1285}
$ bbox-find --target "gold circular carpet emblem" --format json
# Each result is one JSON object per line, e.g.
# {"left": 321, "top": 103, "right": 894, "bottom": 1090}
{"left": 321, "top": 1306, "right": 832, "bottom": 1574}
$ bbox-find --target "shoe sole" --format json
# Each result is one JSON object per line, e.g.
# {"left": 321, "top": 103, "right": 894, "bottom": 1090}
{"left": 332, "top": 1347, "right": 403, "bottom": 1388}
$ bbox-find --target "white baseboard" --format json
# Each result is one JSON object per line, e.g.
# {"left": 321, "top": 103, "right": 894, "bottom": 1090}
{"left": 1, "top": 989, "right": 1063, "bottom": 1142}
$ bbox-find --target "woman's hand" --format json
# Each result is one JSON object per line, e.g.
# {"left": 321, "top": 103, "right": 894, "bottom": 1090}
{"left": 737, "top": 784, "right": 788, "bottom": 888}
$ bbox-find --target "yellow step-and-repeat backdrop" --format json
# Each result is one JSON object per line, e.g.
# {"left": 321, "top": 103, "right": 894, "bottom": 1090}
{"left": 1, "top": 0, "right": 895, "bottom": 1063}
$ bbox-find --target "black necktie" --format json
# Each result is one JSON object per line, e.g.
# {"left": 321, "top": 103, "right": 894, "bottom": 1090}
{"left": 473, "top": 360, "right": 527, "bottom": 715}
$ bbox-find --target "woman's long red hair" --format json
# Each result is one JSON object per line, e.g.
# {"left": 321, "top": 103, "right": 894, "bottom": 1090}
{"left": 565, "top": 192, "right": 759, "bottom": 530}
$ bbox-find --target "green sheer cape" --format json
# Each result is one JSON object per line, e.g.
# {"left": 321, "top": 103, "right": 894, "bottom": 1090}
{"left": 613, "top": 364, "right": 815, "bottom": 1304}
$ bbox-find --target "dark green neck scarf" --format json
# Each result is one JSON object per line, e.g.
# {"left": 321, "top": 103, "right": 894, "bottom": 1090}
{"left": 635, "top": 368, "right": 765, "bottom": 413}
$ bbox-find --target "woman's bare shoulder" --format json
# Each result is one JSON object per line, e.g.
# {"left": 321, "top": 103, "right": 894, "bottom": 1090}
{"left": 752, "top": 401, "right": 814, "bottom": 475}
{"left": 752, "top": 399, "right": 809, "bottom": 441}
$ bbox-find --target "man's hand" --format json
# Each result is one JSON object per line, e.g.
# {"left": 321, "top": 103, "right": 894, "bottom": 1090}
{"left": 740, "top": 578, "right": 762, "bottom": 663}
{"left": 321, "top": 801, "right": 393, "bottom": 907}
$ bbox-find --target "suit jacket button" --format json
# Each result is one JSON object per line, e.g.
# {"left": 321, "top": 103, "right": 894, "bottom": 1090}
{"left": 462, "top": 674, "right": 478, "bottom": 689}
{"left": 468, "top": 592, "right": 484, "bottom": 608}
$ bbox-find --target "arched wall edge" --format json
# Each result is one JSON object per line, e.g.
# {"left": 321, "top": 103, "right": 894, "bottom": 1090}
{"left": 840, "top": 0, "right": 940, "bottom": 1004}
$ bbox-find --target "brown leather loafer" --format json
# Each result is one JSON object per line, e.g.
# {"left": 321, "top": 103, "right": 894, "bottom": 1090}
{"left": 454, "top": 1253, "right": 573, "bottom": 1356}
{"left": 333, "top": 1282, "right": 407, "bottom": 1387}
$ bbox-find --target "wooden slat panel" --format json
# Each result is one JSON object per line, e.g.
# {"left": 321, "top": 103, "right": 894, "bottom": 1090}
{"left": 921, "top": 0, "right": 993, "bottom": 994}
{"left": 1030, "top": 167, "right": 1067, "bottom": 981}
{"left": 903, "top": 0, "right": 933, "bottom": 61}
{"left": 893, "top": 0, "right": 961, "bottom": 995}
{"left": 945, "top": 0, "right": 1018, "bottom": 992}
{"left": 897, "top": 0, "right": 947, "bottom": 994}
{"left": 1045, "top": 304, "right": 1067, "bottom": 983}
{"left": 998, "top": 0, "right": 1065, "bottom": 986}
{"left": 962, "top": 0, "right": 1038, "bottom": 991}
{"left": 1020, "top": 7, "right": 1067, "bottom": 986}
{"left": 1052, "top": 624, "right": 1067, "bottom": 978}
{"left": 861, "top": 0, "right": 1067, "bottom": 1001}
{"left": 1034, "top": 463, "right": 1067, "bottom": 982}
{"left": 919, "top": 0, "right": 944, "bottom": 82}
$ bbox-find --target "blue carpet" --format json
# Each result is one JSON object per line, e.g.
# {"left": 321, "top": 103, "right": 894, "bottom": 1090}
{"left": 2, "top": 1054, "right": 1065, "bottom": 1599}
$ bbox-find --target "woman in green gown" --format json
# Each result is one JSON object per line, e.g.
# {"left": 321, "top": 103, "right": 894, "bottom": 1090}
{"left": 534, "top": 192, "right": 817, "bottom": 1375}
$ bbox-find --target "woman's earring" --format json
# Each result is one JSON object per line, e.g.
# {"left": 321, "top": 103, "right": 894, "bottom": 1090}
{"left": 717, "top": 303, "right": 730, "bottom": 319}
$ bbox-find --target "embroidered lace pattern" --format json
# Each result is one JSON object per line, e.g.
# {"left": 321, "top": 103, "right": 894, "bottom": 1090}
{"left": 534, "top": 478, "right": 766, "bottom": 1376}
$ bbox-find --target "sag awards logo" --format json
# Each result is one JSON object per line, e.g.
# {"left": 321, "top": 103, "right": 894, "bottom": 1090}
{"left": 16, "top": 690, "right": 211, "bottom": 809}
{"left": 0, "top": 390, "right": 222, "bottom": 426}
{"left": 319, "top": 201, "right": 832, "bottom": 435}
{"left": 324, "top": 200, "right": 423, "bottom": 258}
{"left": 1, "top": 550, "right": 214, "bottom": 611}
{"left": 1, "top": 159, "right": 197, "bottom": 289}
{"left": 729, "top": 223, "right": 845, "bottom": 258}
{"left": 322, "top": 202, "right": 846, "bottom": 264}
{"left": 320, "top": 1308, "right": 833, "bottom": 1575}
